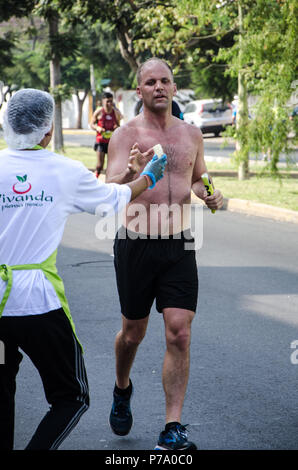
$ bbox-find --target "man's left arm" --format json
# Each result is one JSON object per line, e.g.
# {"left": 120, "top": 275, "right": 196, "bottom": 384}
{"left": 191, "top": 130, "right": 224, "bottom": 210}
{"left": 113, "top": 109, "right": 123, "bottom": 129}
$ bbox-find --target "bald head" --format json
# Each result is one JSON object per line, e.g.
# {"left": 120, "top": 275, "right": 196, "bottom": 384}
{"left": 136, "top": 58, "right": 173, "bottom": 85}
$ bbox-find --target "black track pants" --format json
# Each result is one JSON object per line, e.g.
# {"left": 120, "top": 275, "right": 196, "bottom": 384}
{"left": 0, "top": 308, "right": 89, "bottom": 450}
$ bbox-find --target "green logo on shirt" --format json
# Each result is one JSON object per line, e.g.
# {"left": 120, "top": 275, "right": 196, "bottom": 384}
{"left": 13, "top": 175, "right": 32, "bottom": 194}
{"left": 0, "top": 175, "right": 54, "bottom": 211}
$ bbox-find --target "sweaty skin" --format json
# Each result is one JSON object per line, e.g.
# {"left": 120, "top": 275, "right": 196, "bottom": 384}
{"left": 106, "top": 60, "right": 223, "bottom": 235}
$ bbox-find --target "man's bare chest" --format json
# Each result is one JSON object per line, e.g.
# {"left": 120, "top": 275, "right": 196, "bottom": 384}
{"left": 135, "top": 130, "right": 196, "bottom": 174}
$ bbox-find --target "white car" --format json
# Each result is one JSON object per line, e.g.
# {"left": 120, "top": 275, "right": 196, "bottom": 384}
{"left": 183, "top": 99, "right": 233, "bottom": 136}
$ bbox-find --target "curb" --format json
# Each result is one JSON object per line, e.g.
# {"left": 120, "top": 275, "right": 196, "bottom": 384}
{"left": 191, "top": 193, "right": 298, "bottom": 224}
{"left": 63, "top": 129, "right": 94, "bottom": 135}
{"left": 209, "top": 169, "right": 298, "bottom": 178}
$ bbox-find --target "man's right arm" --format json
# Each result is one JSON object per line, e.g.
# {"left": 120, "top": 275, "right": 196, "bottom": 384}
{"left": 90, "top": 109, "right": 102, "bottom": 132}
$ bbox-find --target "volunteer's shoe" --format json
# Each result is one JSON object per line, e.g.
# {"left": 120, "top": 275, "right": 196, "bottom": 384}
{"left": 109, "top": 382, "right": 133, "bottom": 436}
{"left": 154, "top": 423, "right": 197, "bottom": 451}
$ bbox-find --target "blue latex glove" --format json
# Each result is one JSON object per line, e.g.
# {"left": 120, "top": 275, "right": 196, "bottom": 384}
{"left": 141, "top": 154, "right": 167, "bottom": 189}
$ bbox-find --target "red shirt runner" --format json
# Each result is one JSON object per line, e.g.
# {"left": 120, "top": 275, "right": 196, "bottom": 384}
{"left": 96, "top": 109, "right": 118, "bottom": 144}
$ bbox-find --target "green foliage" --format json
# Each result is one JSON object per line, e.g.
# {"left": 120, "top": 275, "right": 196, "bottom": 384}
{"left": 44, "top": 31, "right": 80, "bottom": 61}
{"left": 49, "top": 83, "right": 72, "bottom": 101}
{"left": 6, "top": 45, "right": 50, "bottom": 90}
{"left": 0, "top": 34, "right": 16, "bottom": 73}
{"left": 0, "top": 0, "right": 36, "bottom": 21}
{"left": 133, "top": 1, "right": 237, "bottom": 99}
{"left": 248, "top": 98, "right": 295, "bottom": 174}
{"left": 174, "top": 0, "right": 297, "bottom": 176}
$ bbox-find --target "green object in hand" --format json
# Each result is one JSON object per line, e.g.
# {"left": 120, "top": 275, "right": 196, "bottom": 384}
{"left": 201, "top": 172, "right": 216, "bottom": 214}
{"left": 102, "top": 130, "right": 113, "bottom": 139}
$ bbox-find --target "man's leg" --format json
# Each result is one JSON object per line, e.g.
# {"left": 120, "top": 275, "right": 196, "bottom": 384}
{"left": 95, "top": 150, "right": 105, "bottom": 176}
{"left": 162, "top": 307, "right": 195, "bottom": 423}
{"left": 154, "top": 307, "right": 197, "bottom": 450}
{"left": 110, "top": 314, "right": 149, "bottom": 436}
{"left": 115, "top": 315, "right": 149, "bottom": 389}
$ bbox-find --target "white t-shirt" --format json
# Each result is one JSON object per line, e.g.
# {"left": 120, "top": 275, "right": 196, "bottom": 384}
{"left": 0, "top": 148, "right": 131, "bottom": 316}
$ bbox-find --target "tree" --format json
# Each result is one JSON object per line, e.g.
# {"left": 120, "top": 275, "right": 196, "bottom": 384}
{"left": 0, "top": 0, "right": 38, "bottom": 110}
{"left": 0, "top": 0, "right": 36, "bottom": 21}
{"left": 134, "top": 2, "right": 237, "bottom": 99}
{"left": 218, "top": 0, "right": 298, "bottom": 175}
{"left": 34, "top": 0, "right": 81, "bottom": 150}
{"left": 134, "top": 0, "right": 297, "bottom": 179}
{"left": 61, "top": 20, "right": 132, "bottom": 128}
{"left": 58, "top": 0, "right": 175, "bottom": 75}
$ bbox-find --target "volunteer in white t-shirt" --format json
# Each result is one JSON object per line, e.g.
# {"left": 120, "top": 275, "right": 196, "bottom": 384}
{"left": 0, "top": 88, "right": 167, "bottom": 450}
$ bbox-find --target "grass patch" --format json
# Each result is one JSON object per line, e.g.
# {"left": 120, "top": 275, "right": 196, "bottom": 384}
{"left": 213, "top": 175, "right": 298, "bottom": 212}
{"left": 61, "top": 145, "right": 98, "bottom": 170}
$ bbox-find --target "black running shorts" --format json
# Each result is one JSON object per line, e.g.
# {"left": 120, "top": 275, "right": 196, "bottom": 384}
{"left": 113, "top": 227, "right": 199, "bottom": 320}
{"left": 94, "top": 142, "right": 109, "bottom": 153}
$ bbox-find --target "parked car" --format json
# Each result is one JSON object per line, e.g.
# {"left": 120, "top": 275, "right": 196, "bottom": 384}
{"left": 183, "top": 99, "right": 233, "bottom": 136}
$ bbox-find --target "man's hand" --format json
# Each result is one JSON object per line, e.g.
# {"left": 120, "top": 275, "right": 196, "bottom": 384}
{"left": 192, "top": 179, "right": 224, "bottom": 210}
{"left": 204, "top": 188, "right": 224, "bottom": 211}
{"left": 127, "top": 142, "right": 154, "bottom": 175}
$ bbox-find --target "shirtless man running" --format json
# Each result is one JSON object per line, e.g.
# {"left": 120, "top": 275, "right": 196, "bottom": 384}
{"left": 106, "top": 57, "right": 223, "bottom": 450}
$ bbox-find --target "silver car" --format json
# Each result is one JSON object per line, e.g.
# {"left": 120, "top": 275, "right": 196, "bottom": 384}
{"left": 183, "top": 99, "right": 233, "bottom": 136}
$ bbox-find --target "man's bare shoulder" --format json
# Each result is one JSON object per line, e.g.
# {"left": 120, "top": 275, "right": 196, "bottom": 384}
{"left": 180, "top": 119, "right": 203, "bottom": 140}
{"left": 109, "top": 115, "right": 142, "bottom": 146}
{"left": 92, "top": 107, "right": 103, "bottom": 119}
{"left": 168, "top": 118, "right": 203, "bottom": 146}
{"left": 112, "top": 115, "right": 142, "bottom": 135}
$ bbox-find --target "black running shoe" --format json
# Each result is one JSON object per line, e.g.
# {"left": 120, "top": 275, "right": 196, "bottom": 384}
{"left": 109, "top": 383, "right": 133, "bottom": 436}
{"left": 154, "top": 423, "right": 197, "bottom": 450}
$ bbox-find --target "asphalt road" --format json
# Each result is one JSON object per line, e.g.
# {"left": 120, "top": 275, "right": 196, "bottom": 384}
{"left": 13, "top": 208, "right": 298, "bottom": 450}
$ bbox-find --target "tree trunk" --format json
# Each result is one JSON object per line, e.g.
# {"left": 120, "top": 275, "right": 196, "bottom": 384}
{"left": 116, "top": 25, "right": 140, "bottom": 73}
{"left": 236, "top": 0, "right": 249, "bottom": 180}
{"left": 90, "top": 64, "right": 96, "bottom": 113}
{"left": 48, "top": 12, "right": 64, "bottom": 152}
{"left": 75, "top": 90, "right": 88, "bottom": 129}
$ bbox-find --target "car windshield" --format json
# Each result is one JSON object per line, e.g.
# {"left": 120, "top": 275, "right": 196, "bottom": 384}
{"left": 184, "top": 103, "right": 197, "bottom": 113}
{"left": 203, "top": 102, "right": 230, "bottom": 112}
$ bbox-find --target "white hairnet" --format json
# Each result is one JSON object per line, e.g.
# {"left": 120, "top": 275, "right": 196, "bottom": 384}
{"left": 3, "top": 88, "right": 54, "bottom": 149}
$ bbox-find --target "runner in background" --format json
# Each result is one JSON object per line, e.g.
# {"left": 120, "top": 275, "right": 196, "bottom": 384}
{"left": 90, "top": 92, "right": 123, "bottom": 178}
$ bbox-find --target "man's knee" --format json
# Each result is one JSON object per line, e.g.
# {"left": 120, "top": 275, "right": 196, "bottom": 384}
{"left": 121, "top": 328, "right": 146, "bottom": 348}
{"left": 164, "top": 309, "right": 194, "bottom": 352}
{"left": 166, "top": 327, "right": 191, "bottom": 352}
{"left": 120, "top": 316, "right": 149, "bottom": 348}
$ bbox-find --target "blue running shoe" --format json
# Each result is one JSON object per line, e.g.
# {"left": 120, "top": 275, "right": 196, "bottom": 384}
{"left": 109, "top": 383, "right": 133, "bottom": 436}
{"left": 154, "top": 423, "right": 197, "bottom": 450}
